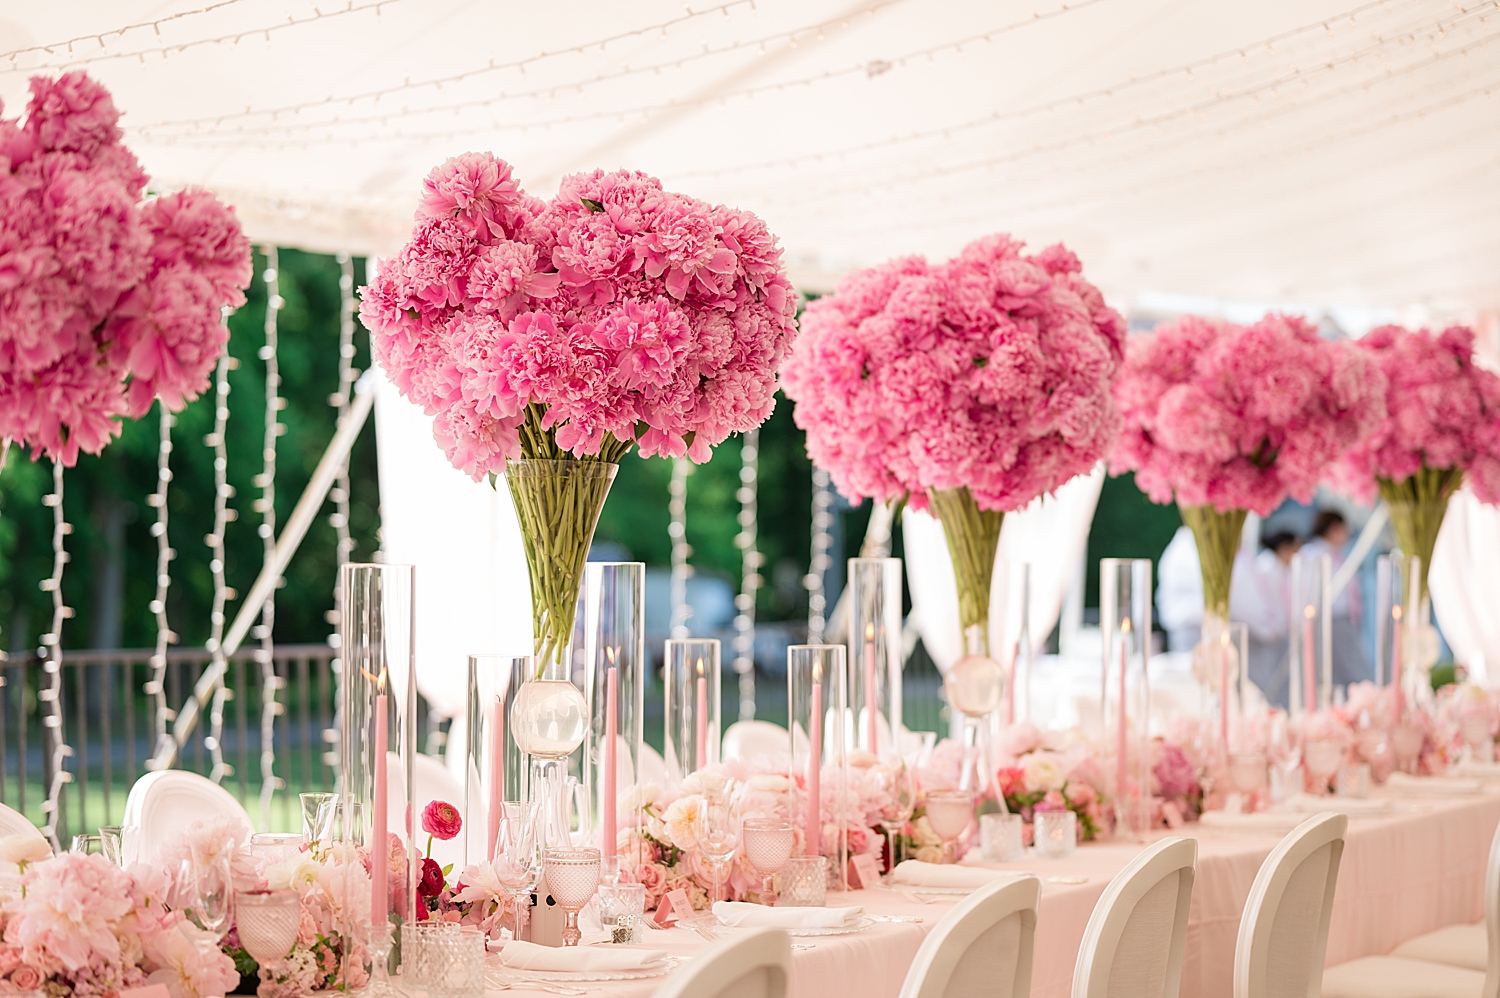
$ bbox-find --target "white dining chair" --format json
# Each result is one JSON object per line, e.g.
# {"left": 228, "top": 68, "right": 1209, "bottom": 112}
{"left": 651, "top": 926, "right": 791, "bottom": 998}
{"left": 1232, "top": 812, "right": 1348, "bottom": 998}
{"left": 1072, "top": 836, "right": 1198, "bottom": 998}
{"left": 0, "top": 801, "right": 47, "bottom": 844}
{"left": 123, "top": 770, "right": 253, "bottom": 864}
{"left": 1384, "top": 819, "right": 1500, "bottom": 977}
{"left": 897, "top": 874, "right": 1040, "bottom": 998}
{"left": 1320, "top": 816, "right": 1497, "bottom": 998}
{"left": 721, "top": 720, "right": 791, "bottom": 763}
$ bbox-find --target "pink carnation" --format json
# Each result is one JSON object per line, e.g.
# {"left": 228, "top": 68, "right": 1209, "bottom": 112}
{"left": 1334, "top": 324, "right": 1500, "bottom": 504}
{"left": 781, "top": 234, "right": 1125, "bottom": 512}
{"left": 362, "top": 154, "right": 796, "bottom": 476}
{"left": 1110, "top": 314, "right": 1387, "bottom": 515}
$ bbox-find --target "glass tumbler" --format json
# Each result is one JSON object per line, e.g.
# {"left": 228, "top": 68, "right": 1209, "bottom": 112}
{"left": 251, "top": 832, "right": 305, "bottom": 869}
{"left": 299, "top": 792, "right": 338, "bottom": 844}
{"left": 597, "top": 882, "right": 647, "bottom": 944}
{"left": 69, "top": 834, "right": 101, "bottom": 855}
{"left": 780, "top": 856, "right": 827, "bottom": 907}
{"left": 981, "top": 813, "right": 1025, "bottom": 863}
{"left": 407, "top": 923, "right": 485, "bottom": 998}
{"left": 543, "top": 847, "right": 602, "bottom": 947}
{"left": 98, "top": 826, "right": 124, "bottom": 866}
{"left": 1034, "top": 811, "right": 1077, "bottom": 860}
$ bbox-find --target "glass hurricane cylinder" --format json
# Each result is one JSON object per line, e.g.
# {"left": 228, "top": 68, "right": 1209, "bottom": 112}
{"left": 464, "top": 654, "right": 531, "bottom": 868}
{"left": 788, "top": 645, "right": 848, "bottom": 889}
{"left": 338, "top": 563, "right": 420, "bottom": 942}
{"left": 926, "top": 487, "right": 1002, "bottom": 653}
{"left": 1291, "top": 551, "right": 1332, "bottom": 714}
{"left": 1100, "top": 558, "right": 1152, "bottom": 838}
{"left": 1007, "top": 561, "right": 1033, "bottom": 725}
{"left": 664, "top": 638, "right": 721, "bottom": 783}
{"left": 582, "top": 562, "right": 646, "bottom": 877}
{"left": 847, "top": 558, "right": 902, "bottom": 758}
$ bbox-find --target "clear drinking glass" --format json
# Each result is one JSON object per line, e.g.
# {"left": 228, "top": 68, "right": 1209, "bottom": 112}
{"left": 235, "top": 890, "right": 300, "bottom": 989}
{"left": 300, "top": 791, "right": 337, "bottom": 845}
{"left": 597, "top": 882, "right": 647, "bottom": 944}
{"left": 780, "top": 856, "right": 827, "bottom": 907}
{"left": 741, "top": 817, "right": 796, "bottom": 906}
{"left": 980, "top": 813, "right": 1024, "bottom": 863}
{"left": 408, "top": 923, "right": 485, "bottom": 998}
{"left": 1034, "top": 811, "right": 1077, "bottom": 860}
{"left": 98, "top": 826, "right": 124, "bottom": 866}
{"left": 543, "top": 847, "right": 601, "bottom": 947}
{"left": 251, "top": 832, "right": 305, "bottom": 871}
{"left": 698, "top": 791, "right": 741, "bottom": 904}
{"left": 923, "top": 790, "right": 973, "bottom": 864}
{"left": 69, "top": 834, "right": 101, "bottom": 855}
{"left": 493, "top": 800, "right": 542, "bottom": 942}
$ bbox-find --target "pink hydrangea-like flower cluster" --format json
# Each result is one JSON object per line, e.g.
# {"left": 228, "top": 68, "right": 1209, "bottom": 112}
{"left": 1111, "top": 314, "right": 1387, "bottom": 516}
{"left": 0, "top": 73, "right": 251, "bottom": 466}
{"left": 780, "top": 235, "right": 1126, "bottom": 512}
{"left": 359, "top": 153, "right": 797, "bottom": 477}
{"left": 1334, "top": 324, "right": 1500, "bottom": 503}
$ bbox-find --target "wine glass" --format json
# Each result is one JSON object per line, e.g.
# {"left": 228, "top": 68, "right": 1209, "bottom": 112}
{"left": 543, "top": 847, "right": 601, "bottom": 948}
{"left": 1302, "top": 740, "right": 1344, "bottom": 796}
{"left": 741, "top": 817, "right": 795, "bottom": 906}
{"left": 697, "top": 792, "right": 741, "bottom": 906}
{"left": 493, "top": 801, "right": 542, "bottom": 943}
{"left": 873, "top": 760, "right": 916, "bottom": 867}
{"left": 923, "top": 790, "right": 973, "bottom": 864}
{"left": 189, "top": 836, "right": 235, "bottom": 939}
{"left": 1267, "top": 711, "right": 1302, "bottom": 804}
{"left": 235, "top": 890, "right": 300, "bottom": 994}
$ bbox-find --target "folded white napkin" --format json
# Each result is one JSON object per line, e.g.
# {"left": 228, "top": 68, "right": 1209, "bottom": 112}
{"left": 1198, "top": 810, "right": 1309, "bottom": 834}
{"left": 1288, "top": 794, "right": 1391, "bottom": 815}
{"left": 712, "top": 901, "right": 864, "bottom": 928}
{"left": 496, "top": 940, "right": 669, "bottom": 972}
{"left": 887, "top": 861, "right": 1016, "bottom": 889}
{"left": 1451, "top": 760, "right": 1500, "bottom": 779}
{"left": 1386, "top": 772, "right": 1483, "bottom": 796}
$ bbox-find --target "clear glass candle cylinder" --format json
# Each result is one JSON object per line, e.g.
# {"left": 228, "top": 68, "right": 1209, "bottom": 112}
{"left": 788, "top": 645, "right": 848, "bottom": 888}
{"left": 464, "top": 654, "right": 531, "bottom": 868}
{"left": 847, "top": 558, "right": 902, "bottom": 758}
{"left": 582, "top": 562, "right": 646, "bottom": 875}
{"left": 1290, "top": 552, "right": 1331, "bottom": 715}
{"left": 1100, "top": 558, "right": 1152, "bottom": 838}
{"left": 1223, "top": 622, "right": 1251, "bottom": 754}
{"left": 339, "top": 563, "right": 420, "bottom": 938}
{"left": 664, "top": 639, "right": 721, "bottom": 782}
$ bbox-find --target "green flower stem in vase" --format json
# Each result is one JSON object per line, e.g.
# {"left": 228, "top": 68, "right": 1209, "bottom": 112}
{"left": 927, "top": 487, "right": 1004, "bottom": 656}
{"left": 1178, "top": 504, "right": 1247, "bottom": 624}
{"left": 1379, "top": 466, "right": 1462, "bottom": 608}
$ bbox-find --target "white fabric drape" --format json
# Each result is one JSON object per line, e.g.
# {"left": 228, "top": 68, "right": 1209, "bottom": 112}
{"left": 372, "top": 366, "right": 533, "bottom": 718}
{"left": 1430, "top": 486, "right": 1500, "bottom": 683}
{"left": 904, "top": 466, "right": 1105, "bottom": 673}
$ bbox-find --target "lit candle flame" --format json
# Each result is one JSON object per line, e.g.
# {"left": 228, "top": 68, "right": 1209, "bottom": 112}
{"left": 606, "top": 645, "right": 617, "bottom": 667}
{"left": 696, "top": 656, "right": 704, "bottom": 677}
{"left": 865, "top": 621, "right": 875, "bottom": 642}
{"left": 360, "top": 665, "right": 388, "bottom": 693}
{"left": 1304, "top": 605, "right": 1316, "bottom": 620}
{"left": 813, "top": 661, "right": 822, "bottom": 683}
{"left": 1392, "top": 605, "right": 1403, "bottom": 621}
{"left": 1120, "top": 617, "right": 1131, "bottom": 635}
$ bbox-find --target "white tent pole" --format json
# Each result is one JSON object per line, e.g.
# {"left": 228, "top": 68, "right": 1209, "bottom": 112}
{"left": 1328, "top": 504, "right": 1388, "bottom": 602}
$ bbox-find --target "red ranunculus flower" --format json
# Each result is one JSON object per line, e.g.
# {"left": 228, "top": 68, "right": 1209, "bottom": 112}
{"left": 418, "top": 856, "right": 444, "bottom": 898}
{"left": 422, "top": 799, "right": 463, "bottom": 840}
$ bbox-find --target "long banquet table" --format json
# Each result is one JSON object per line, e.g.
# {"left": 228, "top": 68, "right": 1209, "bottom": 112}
{"left": 497, "top": 789, "right": 1500, "bottom": 997}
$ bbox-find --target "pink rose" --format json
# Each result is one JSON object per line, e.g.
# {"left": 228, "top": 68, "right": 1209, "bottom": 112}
{"left": 422, "top": 800, "right": 463, "bottom": 841}
{"left": 10, "top": 966, "right": 41, "bottom": 990}
{"left": 635, "top": 863, "right": 667, "bottom": 904}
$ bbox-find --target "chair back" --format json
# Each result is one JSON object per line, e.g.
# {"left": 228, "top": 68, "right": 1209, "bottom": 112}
{"left": 1073, "top": 836, "right": 1198, "bottom": 998}
{"left": 0, "top": 802, "right": 47, "bottom": 844}
{"left": 651, "top": 926, "right": 791, "bottom": 998}
{"left": 123, "top": 770, "right": 253, "bottom": 864}
{"left": 898, "top": 874, "right": 1040, "bottom": 998}
{"left": 1485, "top": 817, "right": 1500, "bottom": 998}
{"left": 1232, "top": 812, "right": 1348, "bottom": 998}
{"left": 722, "top": 721, "right": 791, "bottom": 763}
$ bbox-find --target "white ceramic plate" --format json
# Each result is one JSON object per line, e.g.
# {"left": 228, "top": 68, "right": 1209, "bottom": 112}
{"left": 486, "top": 956, "right": 681, "bottom": 983}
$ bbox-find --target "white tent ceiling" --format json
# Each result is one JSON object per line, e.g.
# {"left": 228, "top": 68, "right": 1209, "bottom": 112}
{"left": 3, "top": 0, "right": 1498, "bottom": 313}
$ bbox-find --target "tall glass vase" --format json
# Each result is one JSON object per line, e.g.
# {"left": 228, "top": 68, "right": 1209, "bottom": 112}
{"left": 1379, "top": 467, "right": 1460, "bottom": 608}
{"left": 664, "top": 639, "right": 721, "bottom": 783}
{"left": 789, "top": 645, "right": 848, "bottom": 889}
{"left": 505, "top": 458, "right": 616, "bottom": 851}
{"left": 464, "top": 654, "right": 531, "bottom": 867}
{"left": 1100, "top": 559, "right": 1152, "bottom": 838}
{"left": 582, "top": 562, "right": 645, "bottom": 879}
{"left": 338, "top": 563, "right": 419, "bottom": 981}
{"left": 848, "top": 557, "right": 902, "bottom": 758}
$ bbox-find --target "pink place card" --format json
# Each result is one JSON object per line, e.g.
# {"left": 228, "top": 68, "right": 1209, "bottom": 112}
{"left": 119, "top": 986, "right": 171, "bottom": 998}
{"left": 848, "top": 853, "right": 883, "bottom": 890}
{"left": 652, "top": 887, "right": 694, "bottom": 927}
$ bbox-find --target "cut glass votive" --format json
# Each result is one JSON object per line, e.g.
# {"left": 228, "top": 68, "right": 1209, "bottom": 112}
{"left": 781, "top": 856, "right": 827, "bottom": 907}
{"left": 1034, "top": 810, "right": 1077, "bottom": 860}
{"left": 407, "top": 923, "right": 484, "bottom": 998}
{"left": 980, "top": 813, "right": 1025, "bottom": 863}
{"left": 598, "top": 882, "right": 647, "bottom": 944}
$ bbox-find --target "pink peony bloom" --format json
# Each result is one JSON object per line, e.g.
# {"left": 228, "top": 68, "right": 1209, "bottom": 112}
{"left": 1151, "top": 741, "right": 1199, "bottom": 801}
{"left": 781, "top": 234, "right": 1126, "bottom": 512}
{"left": 3, "top": 853, "right": 136, "bottom": 975}
{"left": 421, "top": 800, "right": 463, "bottom": 842}
{"left": 1111, "top": 314, "right": 1387, "bottom": 515}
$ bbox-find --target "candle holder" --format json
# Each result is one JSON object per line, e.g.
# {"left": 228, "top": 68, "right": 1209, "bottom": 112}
{"left": 463, "top": 654, "right": 531, "bottom": 869}
{"left": 1291, "top": 551, "right": 1332, "bottom": 715}
{"left": 1005, "top": 561, "right": 1033, "bottom": 725}
{"left": 848, "top": 558, "right": 902, "bottom": 758}
{"left": 788, "top": 644, "right": 848, "bottom": 889}
{"left": 338, "top": 563, "right": 420, "bottom": 950}
{"left": 582, "top": 563, "right": 646, "bottom": 879}
{"left": 664, "top": 639, "right": 721, "bottom": 782}
{"left": 1100, "top": 558, "right": 1151, "bottom": 839}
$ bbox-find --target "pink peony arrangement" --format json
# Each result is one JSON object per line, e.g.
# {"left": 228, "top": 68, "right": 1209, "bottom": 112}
{"left": 0, "top": 72, "right": 251, "bottom": 465}
{"left": 1335, "top": 324, "right": 1500, "bottom": 504}
{"left": 1112, "top": 314, "right": 1387, "bottom": 517}
{"left": 360, "top": 153, "right": 797, "bottom": 476}
{"left": 781, "top": 235, "right": 1126, "bottom": 513}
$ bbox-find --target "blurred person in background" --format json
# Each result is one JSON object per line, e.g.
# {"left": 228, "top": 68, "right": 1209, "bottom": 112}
{"left": 1299, "top": 510, "right": 1369, "bottom": 687}
{"left": 1232, "top": 531, "right": 1300, "bottom": 708}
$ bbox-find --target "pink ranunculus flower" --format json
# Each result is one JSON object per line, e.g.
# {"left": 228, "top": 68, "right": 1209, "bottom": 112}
{"left": 421, "top": 800, "right": 463, "bottom": 842}
{"left": 9, "top": 965, "right": 40, "bottom": 990}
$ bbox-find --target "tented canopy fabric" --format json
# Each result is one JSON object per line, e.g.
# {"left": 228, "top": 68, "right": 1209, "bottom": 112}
{"left": 2, "top": 0, "right": 1498, "bottom": 310}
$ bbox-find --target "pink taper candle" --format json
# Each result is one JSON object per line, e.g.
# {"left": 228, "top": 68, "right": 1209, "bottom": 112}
{"left": 864, "top": 623, "right": 879, "bottom": 754}
{"left": 1303, "top": 607, "right": 1317, "bottom": 716}
{"left": 1219, "top": 633, "right": 1230, "bottom": 757}
{"left": 695, "top": 657, "right": 708, "bottom": 771}
{"left": 806, "top": 669, "right": 822, "bottom": 856}
{"left": 1391, "top": 607, "right": 1405, "bottom": 722}
{"left": 1116, "top": 619, "right": 1129, "bottom": 822}
{"left": 603, "top": 650, "right": 619, "bottom": 865}
{"left": 486, "top": 697, "right": 504, "bottom": 860}
{"left": 372, "top": 683, "right": 388, "bottom": 923}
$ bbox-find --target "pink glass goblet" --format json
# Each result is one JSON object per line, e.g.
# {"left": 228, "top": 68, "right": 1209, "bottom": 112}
{"left": 235, "top": 890, "right": 300, "bottom": 997}
{"left": 1303, "top": 739, "right": 1344, "bottom": 796}
{"left": 923, "top": 790, "right": 973, "bottom": 864}
{"left": 741, "top": 817, "right": 795, "bottom": 905}
{"left": 543, "top": 847, "right": 601, "bottom": 947}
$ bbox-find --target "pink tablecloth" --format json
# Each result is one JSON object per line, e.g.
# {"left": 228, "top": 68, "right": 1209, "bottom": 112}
{"left": 490, "top": 790, "right": 1500, "bottom": 997}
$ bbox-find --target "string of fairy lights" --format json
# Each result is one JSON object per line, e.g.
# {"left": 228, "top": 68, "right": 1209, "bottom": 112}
{"left": 147, "top": 405, "right": 177, "bottom": 765}
{"left": 255, "top": 250, "right": 285, "bottom": 827}
{"left": 38, "top": 462, "right": 72, "bottom": 849}
{"left": 205, "top": 325, "right": 238, "bottom": 785}
{"left": 668, "top": 459, "right": 693, "bottom": 641}
{"left": 732, "top": 431, "right": 761, "bottom": 722}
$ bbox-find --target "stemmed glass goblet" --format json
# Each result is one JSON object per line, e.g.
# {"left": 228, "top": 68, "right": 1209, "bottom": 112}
{"left": 922, "top": 790, "right": 973, "bottom": 864}
{"left": 543, "top": 847, "right": 601, "bottom": 948}
{"left": 740, "top": 817, "right": 795, "bottom": 906}
{"left": 235, "top": 890, "right": 301, "bottom": 997}
{"left": 493, "top": 801, "right": 542, "bottom": 944}
{"left": 697, "top": 791, "right": 741, "bottom": 906}
{"left": 189, "top": 836, "right": 235, "bottom": 939}
{"left": 873, "top": 760, "right": 916, "bottom": 867}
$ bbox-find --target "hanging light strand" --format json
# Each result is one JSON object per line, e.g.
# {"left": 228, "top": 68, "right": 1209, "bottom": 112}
{"left": 38, "top": 461, "right": 73, "bottom": 849}
{"left": 0, "top": 0, "right": 251, "bottom": 63}
{"left": 668, "top": 459, "right": 693, "bottom": 640}
{"left": 146, "top": 404, "right": 177, "bottom": 765}
{"left": 732, "top": 431, "right": 761, "bottom": 722}
{"left": 204, "top": 325, "right": 238, "bottom": 784}
{"left": 255, "top": 249, "right": 284, "bottom": 826}
{"left": 806, "top": 468, "right": 834, "bottom": 645}
{"left": 324, "top": 253, "right": 358, "bottom": 778}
